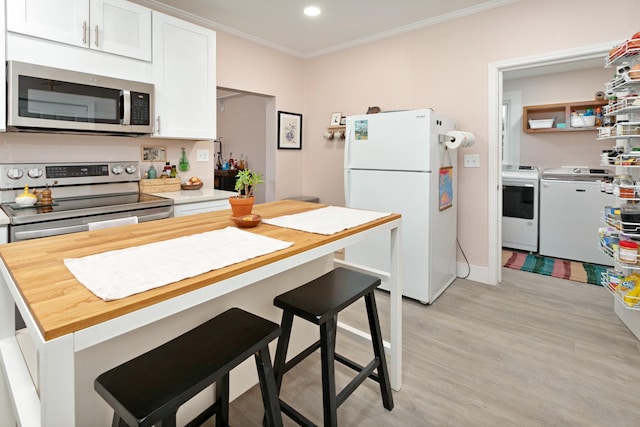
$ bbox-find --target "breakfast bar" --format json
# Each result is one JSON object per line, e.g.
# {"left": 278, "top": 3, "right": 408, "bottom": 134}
{"left": 0, "top": 200, "right": 401, "bottom": 426}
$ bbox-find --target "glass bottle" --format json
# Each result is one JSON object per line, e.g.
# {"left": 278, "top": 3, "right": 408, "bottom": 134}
{"left": 170, "top": 165, "right": 177, "bottom": 178}
{"left": 147, "top": 164, "right": 157, "bottom": 179}
{"left": 179, "top": 147, "right": 190, "bottom": 172}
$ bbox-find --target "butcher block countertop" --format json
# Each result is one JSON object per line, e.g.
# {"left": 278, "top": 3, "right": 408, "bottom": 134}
{"left": 0, "top": 200, "right": 400, "bottom": 341}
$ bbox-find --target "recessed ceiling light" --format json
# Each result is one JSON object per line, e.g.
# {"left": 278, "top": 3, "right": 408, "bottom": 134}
{"left": 304, "top": 6, "right": 321, "bottom": 17}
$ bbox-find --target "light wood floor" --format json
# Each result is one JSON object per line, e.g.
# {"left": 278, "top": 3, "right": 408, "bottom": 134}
{"left": 225, "top": 268, "right": 640, "bottom": 426}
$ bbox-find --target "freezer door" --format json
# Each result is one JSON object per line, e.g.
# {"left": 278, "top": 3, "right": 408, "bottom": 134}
{"left": 344, "top": 168, "right": 457, "bottom": 303}
{"left": 345, "top": 109, "right": 434, "bottom": 172}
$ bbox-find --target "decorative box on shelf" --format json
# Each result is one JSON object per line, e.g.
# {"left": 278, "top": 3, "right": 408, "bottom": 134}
{"left": 139, "top": 178, "right": 181, "bottom": 193}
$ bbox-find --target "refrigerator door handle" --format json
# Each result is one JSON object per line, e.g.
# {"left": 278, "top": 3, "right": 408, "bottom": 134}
{"left": 344, "top": 169, "right": 351, "bottom": 205}
{"left": 344, "top": 129, "right": 351, "bottom": 169}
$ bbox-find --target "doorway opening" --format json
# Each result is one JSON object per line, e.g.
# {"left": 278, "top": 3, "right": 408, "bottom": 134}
{"left": 487, "top": 41, "right": 617, "bottom": 285}
{"left": 216, "top": 87, "right": 276, "bottom": 203}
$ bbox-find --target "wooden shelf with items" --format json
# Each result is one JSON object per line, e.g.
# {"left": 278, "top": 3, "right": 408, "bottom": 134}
{"left": 324, "top": 125, "right": 346, "bottom": 140}
{"left": 523, "top": 100, "right": 608, "bottom": 133}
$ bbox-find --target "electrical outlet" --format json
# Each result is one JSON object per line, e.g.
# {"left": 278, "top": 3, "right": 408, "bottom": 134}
{"left": 196, "top": 150, "right": 210, "bottom": 162}
{"left": 463, "top": 154, "right": 480, "bottom": 168}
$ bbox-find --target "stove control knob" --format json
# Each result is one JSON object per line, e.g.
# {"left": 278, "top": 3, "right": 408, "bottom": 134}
{"left": 27, "top": 167, "right": 43, "bottom": 178}
{"left": 7, "top": 168, "right": 23, "bottom": 180}
{"left": 125, "top": 164, "right": 137, "bottom": 174}
{"left": 111, "top": 165, "right": 124, "bottom": 175}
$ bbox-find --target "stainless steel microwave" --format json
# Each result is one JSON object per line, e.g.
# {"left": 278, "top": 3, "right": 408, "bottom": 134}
{"left": 6, "top": 61, "right": 154, "bottom": 135}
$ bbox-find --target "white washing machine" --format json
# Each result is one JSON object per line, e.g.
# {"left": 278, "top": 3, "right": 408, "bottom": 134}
{"left": 539, "top": 167, "right": 613, "bottom": 266}
{"left": 502, "top": 165, "right": 539, "bottom": 252}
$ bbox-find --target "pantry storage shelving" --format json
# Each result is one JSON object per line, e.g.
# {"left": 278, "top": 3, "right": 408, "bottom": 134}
{"left": 597, "top": 36, "right": 640, "bottom": 336}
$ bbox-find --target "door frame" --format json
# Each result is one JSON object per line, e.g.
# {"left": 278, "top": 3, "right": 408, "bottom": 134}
{"left": 487, "top": 41, "right": 618, "bottom": 285}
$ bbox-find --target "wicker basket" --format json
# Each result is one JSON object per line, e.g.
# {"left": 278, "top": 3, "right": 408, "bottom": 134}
{"left": 139, "top": 178, "right": 181, "bottom": 193}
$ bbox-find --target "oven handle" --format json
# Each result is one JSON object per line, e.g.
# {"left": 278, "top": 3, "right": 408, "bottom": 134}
{"left": 503, "top": 183, "right": 535, "bottom": 188}
{"left": 12, "top": 210, "right": 172, "bottom": 241}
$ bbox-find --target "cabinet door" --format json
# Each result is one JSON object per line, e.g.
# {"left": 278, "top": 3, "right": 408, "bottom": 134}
{"left": 90, "top": 0, "right": 151, "bottom": 61}
{"left": 7, "top": 0, "right": 89, "bottom": 48}
{"left": 152, "top": 12, "right": 216, "bottom": 139}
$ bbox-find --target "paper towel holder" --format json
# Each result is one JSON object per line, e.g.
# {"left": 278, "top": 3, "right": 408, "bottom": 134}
{"left": 438, "top": 130, "right": 476, "bottom": 149}
{"left": 438, "top": 134, "right": 455, "bottom": 144}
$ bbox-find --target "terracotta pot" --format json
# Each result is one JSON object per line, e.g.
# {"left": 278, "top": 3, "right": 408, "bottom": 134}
{"left": 229, "top": 196, "right": 255, "bottom": 217}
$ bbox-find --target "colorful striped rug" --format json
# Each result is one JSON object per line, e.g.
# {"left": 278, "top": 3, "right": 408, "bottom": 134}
{"left": 502, "top": 250, "right": 606, "bottom": 286}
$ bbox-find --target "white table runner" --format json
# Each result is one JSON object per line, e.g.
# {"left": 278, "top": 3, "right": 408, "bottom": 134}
{"left": 263, "top": 206, "right": 390, "bottom": 235}
{"left": 64, "top": 227, "right": 293, "bottom": 301}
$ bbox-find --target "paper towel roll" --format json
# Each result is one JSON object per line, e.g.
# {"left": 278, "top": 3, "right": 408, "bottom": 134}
{"left": 445, "top": 131, "right": 475, "bottom": 149}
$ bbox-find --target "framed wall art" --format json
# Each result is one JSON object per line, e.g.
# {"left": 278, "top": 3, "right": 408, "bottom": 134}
{"left": 278, "top": 111, "right": 302, "bottom": 150}
{"left": 141, "top": 146, "right": 167, "bottom": 162}
{"left": 330, "top": 112, "right": 342, "bottom": 126}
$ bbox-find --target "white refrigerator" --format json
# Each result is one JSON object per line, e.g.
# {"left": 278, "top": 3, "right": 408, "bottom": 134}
{"left": 344, "top": 109, "right": 457, "bottom": 304}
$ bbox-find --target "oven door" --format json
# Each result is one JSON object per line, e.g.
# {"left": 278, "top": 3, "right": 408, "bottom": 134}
{"left": 9, "top": 206, "right": 172, "bottom": 242}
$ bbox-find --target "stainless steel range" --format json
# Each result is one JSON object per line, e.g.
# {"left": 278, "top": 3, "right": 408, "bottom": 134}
{"left": 0, "top": 162, "right": 173, "bottom": 242}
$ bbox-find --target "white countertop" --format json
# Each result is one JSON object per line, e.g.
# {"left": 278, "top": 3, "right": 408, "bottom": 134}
{"left": 149, "top": 188, "right": 237, "bottom": 205}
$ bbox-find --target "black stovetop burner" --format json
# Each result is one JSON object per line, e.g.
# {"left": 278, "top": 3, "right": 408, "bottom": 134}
{"left": 1, "top": 192, "right": 172, "bottom": 225}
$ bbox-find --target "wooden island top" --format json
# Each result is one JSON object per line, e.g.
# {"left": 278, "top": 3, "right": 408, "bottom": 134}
{"left": 0, "top": 200, "right": 401, "bottom": 341}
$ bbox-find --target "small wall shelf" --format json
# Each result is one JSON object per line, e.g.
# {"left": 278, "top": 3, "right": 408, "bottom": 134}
{"left": 325, "top": 125, "right": 346, "bottom": 140}
{"left": 523, "top": 100, "right": 607, "bottom": 133}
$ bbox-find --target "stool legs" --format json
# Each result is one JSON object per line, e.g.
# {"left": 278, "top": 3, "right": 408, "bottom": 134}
{"left": 255, "top": 346, "right": 284, "bottom": 427}
{"left": 364, "top": 291, "right": 394, "bottom": 410}
{"left": 273, "top": 311, "right": 294, "bottom": 392}
{"left": 319, "top": 315, "right": 338, "bottom": 427}
{"left": 215, "top": 374, "right": 230, "bottom": 427}
{"left": 274, "top": 290, "right": 394, "bottom": 427}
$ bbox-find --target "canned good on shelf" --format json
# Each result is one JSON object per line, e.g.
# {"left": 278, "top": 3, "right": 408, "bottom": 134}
{"left": 619, "top": 240, "right": 639, "bottom": 264}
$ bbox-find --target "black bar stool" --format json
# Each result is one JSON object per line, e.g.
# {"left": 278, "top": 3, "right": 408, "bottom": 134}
{"left": 272, "top": 267, "right": 394, "bottom": 426}
{"left": 94, "top": 308, "right": 283, "bottom": 427}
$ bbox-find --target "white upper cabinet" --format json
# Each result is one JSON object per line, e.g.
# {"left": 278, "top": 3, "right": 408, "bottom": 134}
{"left": 151, "top": 12, "right": 216, "bottom": 139}
{"left": 7, "top": 0, "right": 151, "bottom": 61}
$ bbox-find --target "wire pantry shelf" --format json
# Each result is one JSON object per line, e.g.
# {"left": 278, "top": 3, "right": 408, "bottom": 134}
{"left": 602, "top": 271, "right": 640, "bottom": 311}
{"left": 598, "top": 235, "right": 640, "bottom": 268}
{"left": 603, "top": 96, "right": 640, "bottom": 116}
{"left": 598, "top": 123, "right": 640, "bottom": 140}
{"left": 605, "top": 39, "right": 640, "bottom": 67}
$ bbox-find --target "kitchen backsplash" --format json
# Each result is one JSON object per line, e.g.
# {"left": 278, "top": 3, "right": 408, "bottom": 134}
{"left": 0, "top": 132, "right": 215, "bottom": 187}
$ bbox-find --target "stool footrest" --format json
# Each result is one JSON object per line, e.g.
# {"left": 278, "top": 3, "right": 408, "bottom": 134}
{"left": 336, "top": 358, "right": 380, "bottom": 408}
{"left": 280, "top": 399, "right": 317, "bottom": 427}
{"left": 184, "top": 399, "right": 220, "bottom": 427}
{"left": 335, "top": 352, "right": 382, "bottom": 384}
{"left": 283, "top": 339, "right": 322, "bottom": 375}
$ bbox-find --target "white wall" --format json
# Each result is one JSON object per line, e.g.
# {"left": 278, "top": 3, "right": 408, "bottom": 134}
{"left": 295, "top": 0, "right": 640, "bottom": 271}
{"left": 504, "top": 66, "right": 613, "bottom": 171}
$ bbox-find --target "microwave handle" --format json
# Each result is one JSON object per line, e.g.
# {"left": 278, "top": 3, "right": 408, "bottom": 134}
{"left": 120, "top": 90, "right": 130, "bottom": 126}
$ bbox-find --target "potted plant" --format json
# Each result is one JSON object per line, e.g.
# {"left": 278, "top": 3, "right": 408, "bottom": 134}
{"left": 229, "top": 169, "right": 264, "bottom": 216}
